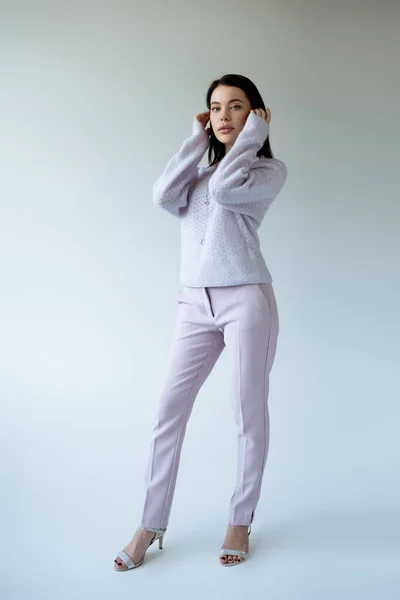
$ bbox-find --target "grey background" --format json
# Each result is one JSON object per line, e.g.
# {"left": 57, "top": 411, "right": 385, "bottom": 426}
{"left": 1, "top": 1, "right": 399, "bottom": 598}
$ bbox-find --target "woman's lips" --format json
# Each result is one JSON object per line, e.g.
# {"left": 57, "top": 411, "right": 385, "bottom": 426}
{"left": 219, "top": 128, "right": 233, "bottom": 133}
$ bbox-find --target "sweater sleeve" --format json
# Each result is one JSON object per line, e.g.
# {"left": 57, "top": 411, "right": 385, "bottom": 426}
{"left": 152, "top": 119, "right": 210, "bottom": 218}
{"left": 207, "top": 112, "right": 288, "bottom": 219}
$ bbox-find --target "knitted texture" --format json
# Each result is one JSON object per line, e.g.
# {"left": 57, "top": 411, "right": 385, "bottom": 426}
{"left": 153, "top": 112, "right": 288, "bottom": 287}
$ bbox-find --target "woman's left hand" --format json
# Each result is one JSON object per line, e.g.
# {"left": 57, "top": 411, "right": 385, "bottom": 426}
{"left": 250, "top": 108, "right": 271, "bottom": 124}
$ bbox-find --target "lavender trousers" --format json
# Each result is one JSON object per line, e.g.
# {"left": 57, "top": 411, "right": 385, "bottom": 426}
{"left": 139, "top": 282, "right": 279, "bottom": 529}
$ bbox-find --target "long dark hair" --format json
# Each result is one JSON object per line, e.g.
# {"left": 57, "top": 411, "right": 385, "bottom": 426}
{"left": 205, "top": 74, "right": 274, "bottom": 167}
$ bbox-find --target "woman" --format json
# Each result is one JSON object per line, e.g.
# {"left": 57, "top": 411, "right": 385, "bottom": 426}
{"left": 114, "top": 73, "right": 288, "bottom": 570}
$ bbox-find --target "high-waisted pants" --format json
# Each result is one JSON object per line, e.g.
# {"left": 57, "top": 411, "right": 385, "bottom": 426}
{"left": 139, "top": 282, "right": 279, "bottom": 529}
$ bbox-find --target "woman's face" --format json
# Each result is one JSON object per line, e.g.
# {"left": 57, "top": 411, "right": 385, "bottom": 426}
{"left": 209, "top": 85, "right": 252, "bottom": 152}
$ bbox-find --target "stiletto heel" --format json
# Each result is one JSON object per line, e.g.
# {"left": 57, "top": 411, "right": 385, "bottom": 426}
{"left": 114, "top": 527, "right": 167, "bottom": 571}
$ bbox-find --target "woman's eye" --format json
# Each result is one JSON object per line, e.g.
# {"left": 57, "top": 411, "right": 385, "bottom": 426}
{"left": 212, "top": 105, "right": 241, "bottom": 111}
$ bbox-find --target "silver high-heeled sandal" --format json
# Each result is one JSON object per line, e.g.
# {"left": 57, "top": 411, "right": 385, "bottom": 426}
{"left": 219, "top": 525, "right": 251, "bottom": 567}
{"left": 114, "top": 527, "right": 166, "bottom": 571}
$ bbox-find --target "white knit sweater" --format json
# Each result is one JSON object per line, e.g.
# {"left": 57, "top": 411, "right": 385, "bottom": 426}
{"left": 153, "top": 112, "right": 288, "bottom": 287}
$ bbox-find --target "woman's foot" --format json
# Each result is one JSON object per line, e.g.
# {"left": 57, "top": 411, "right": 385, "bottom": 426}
{"left": 219, "top": 523, "right": 250, "bottom": 566}
{"left": 114, "top": 527, "right": 162, "bottom": 570}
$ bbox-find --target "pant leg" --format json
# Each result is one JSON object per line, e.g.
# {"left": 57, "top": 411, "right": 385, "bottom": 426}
{"left": 139, "top": 287, "right": 225, "bottom": 529}
{"left": 219, "top": 283, "right": 280, "bottom": 526}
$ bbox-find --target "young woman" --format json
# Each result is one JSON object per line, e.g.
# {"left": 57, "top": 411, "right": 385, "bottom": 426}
{"left": 114, "top": 73, "right": 288, "bottom": 570}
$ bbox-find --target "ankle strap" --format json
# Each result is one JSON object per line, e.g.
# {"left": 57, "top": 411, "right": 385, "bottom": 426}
{"left": 140, "top": 526, "right": 165, "bottom": 533}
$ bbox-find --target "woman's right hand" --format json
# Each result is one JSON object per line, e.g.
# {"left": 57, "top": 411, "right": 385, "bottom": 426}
{"left": 194, "top": 110, "right": 211, "bottom": 135}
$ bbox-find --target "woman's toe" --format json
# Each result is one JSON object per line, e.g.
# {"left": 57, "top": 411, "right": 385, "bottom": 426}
{"left": 114, "top": 558, "right": 126, "bottom": 569}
